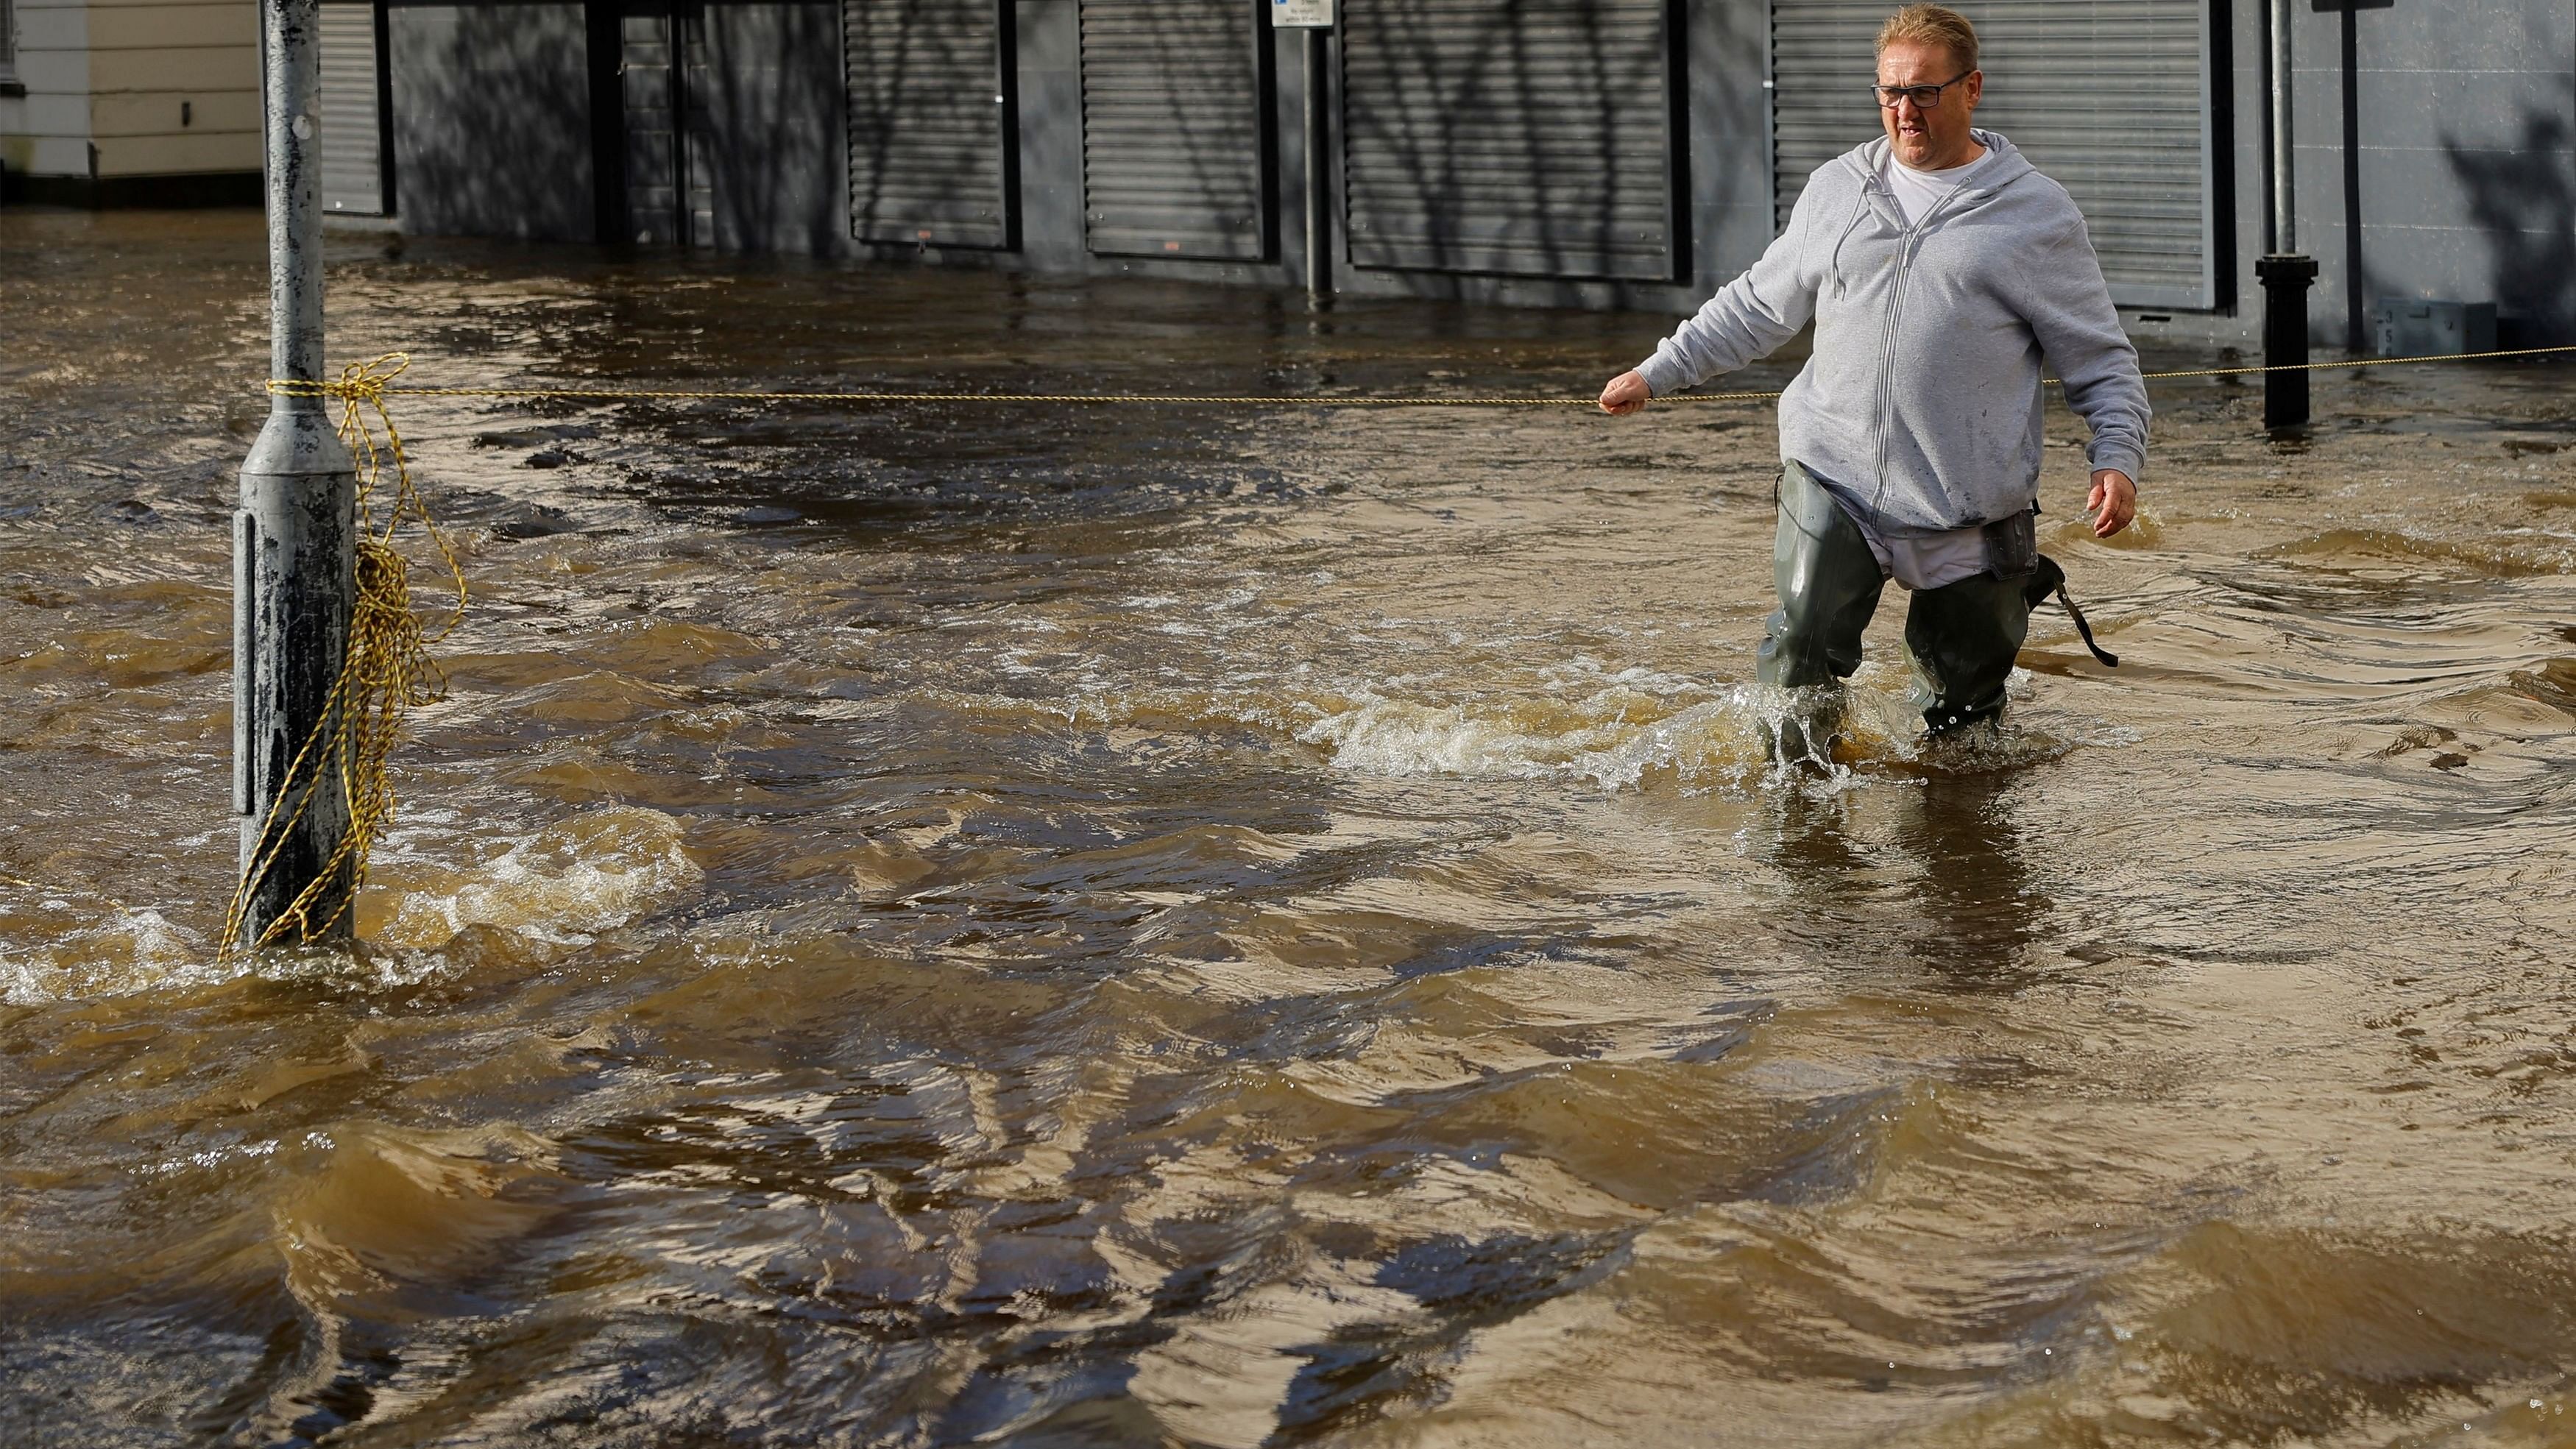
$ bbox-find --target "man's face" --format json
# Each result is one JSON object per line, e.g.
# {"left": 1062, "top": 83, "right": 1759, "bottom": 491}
{"left": 1877, "top": 39, "right": 1981, "bottom": 169}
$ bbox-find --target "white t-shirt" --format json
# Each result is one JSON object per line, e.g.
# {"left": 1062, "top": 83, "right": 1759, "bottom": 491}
{"left": 1881, "top": 145, "right": 1992, "bottom": 227}
{"left": 1846, "top": 144, "right": 1998, "bottom": 589}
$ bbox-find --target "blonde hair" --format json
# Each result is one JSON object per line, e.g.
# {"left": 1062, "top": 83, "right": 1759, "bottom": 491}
{"left": 1878, "top": 4, "right": 1979, "bottom": 72}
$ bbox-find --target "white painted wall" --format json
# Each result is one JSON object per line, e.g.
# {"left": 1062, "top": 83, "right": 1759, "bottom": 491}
{"left": 0, "top": 0, "right": 261, "bottom": 179}
{"left": 88, "top": 0, "right": 259, "bottom": 175}
{"left": 2, "top": 0, "right": 94, "bottom": 177}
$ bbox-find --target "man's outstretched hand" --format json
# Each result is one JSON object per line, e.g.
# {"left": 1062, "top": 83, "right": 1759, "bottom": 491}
{"left": 1599, "top": 370, "right": 1651, "bottom": 415}
{"left": 2087, "top": 470, "right": 2137, "bottom": 538}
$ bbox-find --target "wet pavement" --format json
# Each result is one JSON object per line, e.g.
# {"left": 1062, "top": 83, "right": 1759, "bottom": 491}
{"left": 8, "top": 209, "right": 2576, "bottom": 1447}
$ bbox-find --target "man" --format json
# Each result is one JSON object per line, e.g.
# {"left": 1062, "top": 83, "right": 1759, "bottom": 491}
{"left": 1599, "top": 3, "right": 2147, "bottom": 759}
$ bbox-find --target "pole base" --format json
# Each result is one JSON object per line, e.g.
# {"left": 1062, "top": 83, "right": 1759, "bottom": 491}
{"left": 235, "top": 408, "right": 359, "bottom": 951}
{"left": 2257, "top": 253, "right": 2319, "bottom": 432}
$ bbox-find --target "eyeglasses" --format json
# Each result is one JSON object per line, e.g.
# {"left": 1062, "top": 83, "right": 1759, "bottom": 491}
{"left": 1872, "top": 70, "right": 1973, "bottom": 109}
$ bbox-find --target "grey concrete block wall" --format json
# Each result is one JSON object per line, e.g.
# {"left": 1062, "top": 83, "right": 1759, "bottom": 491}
{"left": 1968, "top": 0, "right": 2576, "bottom": 355}
{"left": 2268, "top": 0, "right": 2575, "bottom": 350}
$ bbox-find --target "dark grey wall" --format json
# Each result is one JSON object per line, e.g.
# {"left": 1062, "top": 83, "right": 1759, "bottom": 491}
{"left": 694, "top": 4, "right": 854, "bottom": 257}
{"left": 1685, "top": 0, "right": 1775, "bottom": 297}
{"left": 2227, "top": 0, "right": 2264, "bottom": 339}
{"left": 388, "top": 4, "right": 595, "bottom": 243}
{"left": 1014, "top": 0, "right": 1089, "bottom": 272}
{"left": 378, "top": 0, "right": 1767, "bottom": 313}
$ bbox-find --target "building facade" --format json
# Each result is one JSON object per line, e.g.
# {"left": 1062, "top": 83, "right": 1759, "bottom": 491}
{"left": 0, "top": 0, "right": 263, "bottom": 204}
{"left": 8, "top": 1, "right": 2571, "bottom": 350}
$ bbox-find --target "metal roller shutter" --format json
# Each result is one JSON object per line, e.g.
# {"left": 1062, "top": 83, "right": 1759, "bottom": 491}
{"left": 1340, "top": 0, "right": 1679, "bottom": 281}
{"left": 319, "top": 4, "right": 386, "bottom": 216}
{"left": 843, "top": 0, "right": 1016, "bottom": 249}
{"left": 1078, "top": 0, "right": 1270, "bottom": 261}
{"left": 1770, "top": 0, "right": 2214, "bottom": 309}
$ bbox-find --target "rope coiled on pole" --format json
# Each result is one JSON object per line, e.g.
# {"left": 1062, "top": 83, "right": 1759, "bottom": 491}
{"left": 221, "top": 355, "right": 467, "bottom": 963}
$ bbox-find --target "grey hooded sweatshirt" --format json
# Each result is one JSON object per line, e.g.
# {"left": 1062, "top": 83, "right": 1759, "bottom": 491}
{"left": 1637, "top": 131, "right": 2148, "bottom": 536}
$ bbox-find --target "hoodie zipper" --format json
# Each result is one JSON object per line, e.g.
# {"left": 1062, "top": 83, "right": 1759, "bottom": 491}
{"left": 1868, "top": 165, "right": 1978, "bottom": 521}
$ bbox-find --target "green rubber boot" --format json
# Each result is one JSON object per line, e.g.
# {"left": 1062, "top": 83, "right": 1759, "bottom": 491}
{"left": 1757, "top": 463, "right": 1886, "bottom": 763}
{"left": 1903, "top": 567, "right": 2034, "bottom": 734}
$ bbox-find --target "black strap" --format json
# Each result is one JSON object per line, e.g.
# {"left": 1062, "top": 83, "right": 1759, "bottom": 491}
{"left": 2053, "top": 583, "right": 2119, "bottom": 667}
{"left": 2024, "top": 554, "right": 2120, "bottom": 667}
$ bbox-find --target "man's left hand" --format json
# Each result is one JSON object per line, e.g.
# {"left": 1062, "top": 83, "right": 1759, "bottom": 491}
{"left": 2087, "top": 470, "right": 2137, "bottom": 538}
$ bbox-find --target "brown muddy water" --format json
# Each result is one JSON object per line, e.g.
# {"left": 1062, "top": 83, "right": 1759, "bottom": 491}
{"left": 7, "top": 210, "right": 2576, "bottom": 1448}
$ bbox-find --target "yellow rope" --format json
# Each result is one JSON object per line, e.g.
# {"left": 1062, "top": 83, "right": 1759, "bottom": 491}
{"left": 219, "top": 354, "right": 467, "bottom": 963}
{"left": 2132, "top": 342, "right": 2576, "bottom": 380}
{"left": 288, "top": 385, "right": 1769, "bottom": 405}
{"left": 262, "top": 342, "right": 2576, "bottom": 410}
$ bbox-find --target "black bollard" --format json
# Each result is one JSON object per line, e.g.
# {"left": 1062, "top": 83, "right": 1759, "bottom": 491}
{"left": 234, "top": 0, "right": 358, "bottom": 948}
{"left": 2257, "top": 253, "right": 2318, "bottom": 431}
{"left": 2257, "top": 0, "right": 2313, "bottom": 433}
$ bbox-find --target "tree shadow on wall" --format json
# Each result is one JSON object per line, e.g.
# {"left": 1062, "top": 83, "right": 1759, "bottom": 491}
{"left": 693, "top": 4, "right": 849, "bottom": 256}
{"left": 389, "top": 6, "right": 595, "bottom": 243}
{"left": 2445, "top": 111, "right": 2576, "bottom": 344}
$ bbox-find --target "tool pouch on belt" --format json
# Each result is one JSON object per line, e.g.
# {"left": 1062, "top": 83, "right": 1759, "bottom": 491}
{"left": 1980, "top": 509, "right": 2039, "bottom": 577}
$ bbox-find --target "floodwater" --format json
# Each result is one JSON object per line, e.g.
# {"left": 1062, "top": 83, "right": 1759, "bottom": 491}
{"left": 7, "top": 209, "right": 2576, "bottom": 1448}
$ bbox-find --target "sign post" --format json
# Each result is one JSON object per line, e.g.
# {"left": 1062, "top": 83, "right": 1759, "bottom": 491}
{"left": 235, "top": 0, "right": 358, "bottom": 948}
{"left": 1275, "top": 0, "right": 1335, "bottom": 299}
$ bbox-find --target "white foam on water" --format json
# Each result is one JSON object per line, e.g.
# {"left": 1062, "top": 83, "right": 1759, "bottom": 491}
{"left": 1, "top": 906, "right": 208, "bottom": 1005}
{"left": 1289, "top": 666, "right": 1942, "bottom": 792}
{"left": 924, "top": 656, "right": 2126, "bottom": 796}
{"left": 370, "top": 805, "right": 704, "bottom": 952}
{"left": 1293, "top": 690, "right": 1758, "bottom": 790}
{"left": 0, "top": 888, "right": 577, "bottom": 1005}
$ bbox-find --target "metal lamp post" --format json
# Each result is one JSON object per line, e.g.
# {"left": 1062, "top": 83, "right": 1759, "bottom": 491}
{"left": 233, "top": 0, "right": 357, "bottom": 947}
